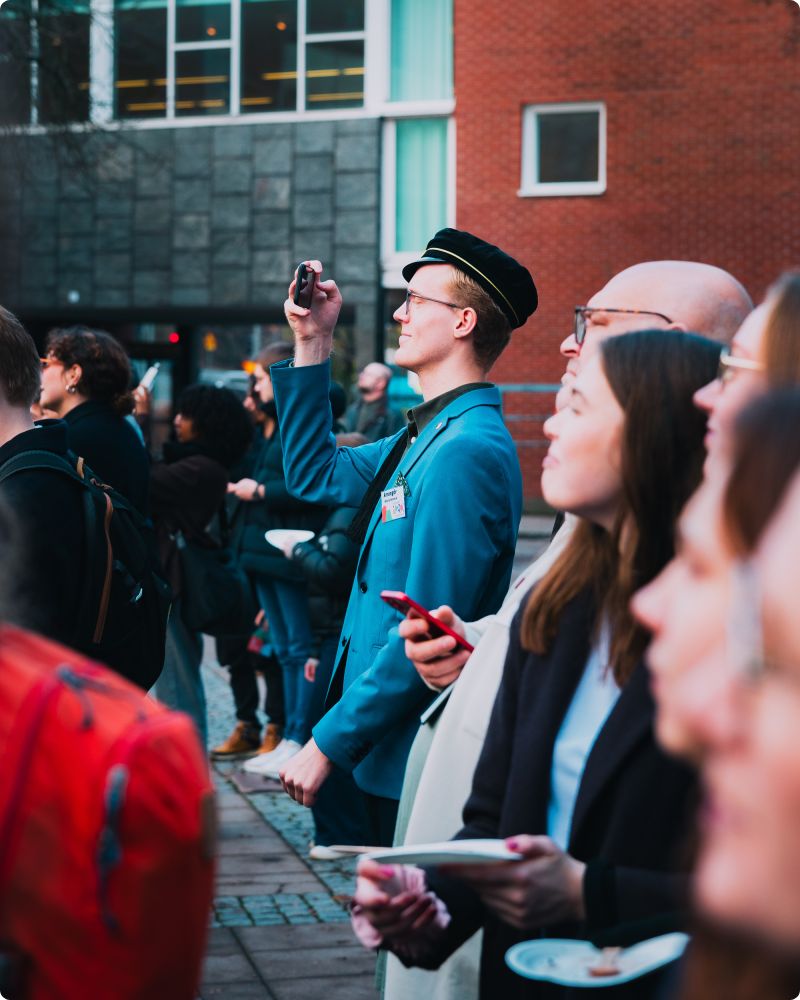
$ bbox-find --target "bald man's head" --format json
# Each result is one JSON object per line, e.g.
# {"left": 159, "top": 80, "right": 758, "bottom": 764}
{"left": 556, "top": 260, "right": 753, "bottom": 408}
{"left": 593, "top": 261, "right": 753, "bottom": 345}
{"left": 358, "top": 361, "right": 392, "bottom": 401}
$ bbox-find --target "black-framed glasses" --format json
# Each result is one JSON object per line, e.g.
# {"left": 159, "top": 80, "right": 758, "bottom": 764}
{"left": 403, "top": 289, "right": 462, "bottom": 317}
{"left": 573, "top": 306, "right": 674, "bottom": 346}
{"left": 717, "top": 346, "right": 765, "bottom": 385}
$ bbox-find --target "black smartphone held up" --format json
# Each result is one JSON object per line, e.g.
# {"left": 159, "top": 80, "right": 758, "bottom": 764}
{"left": 380, "top": 590, "right": 475, "bottom": 653}
{"left": 293, "top": 262, "right": 316, "bottom": 309}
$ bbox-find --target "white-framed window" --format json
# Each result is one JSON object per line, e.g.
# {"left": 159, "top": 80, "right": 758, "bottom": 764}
{"left": 114, "top": 0, "right": 366, "bottom": 120}
{"left": 519, "top": 102, "right": 606, "bottom": 197}
{"left": 380, "top": 0, "right": 455, "bottom": 287}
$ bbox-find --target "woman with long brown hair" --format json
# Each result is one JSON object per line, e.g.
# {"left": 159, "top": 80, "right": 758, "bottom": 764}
{"left": 351, "top": 329, "right": 720, "bottom": 999}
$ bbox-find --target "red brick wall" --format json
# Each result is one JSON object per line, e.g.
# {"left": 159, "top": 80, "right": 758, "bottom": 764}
{"left": 455, "top": 0, "right": 800, "bottom": 498}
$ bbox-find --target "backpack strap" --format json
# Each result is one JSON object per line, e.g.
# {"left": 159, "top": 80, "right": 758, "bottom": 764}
{"left": 0, "top": 449, "right": 115, "bottom": 645}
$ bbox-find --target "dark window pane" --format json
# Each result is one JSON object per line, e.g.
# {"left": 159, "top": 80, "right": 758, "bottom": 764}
{"left": 306, "top": 40, "right": 363, "bottom": 110}
{"left": 307, "top": 0, "right": 363, "bottom": 34}
{"left": 115, "top": 3, "right": 167, "bottom": 119}
{"left": 0, "top": 3, "right": 32, "bottom": 126}
{"left": 175, "top": 48, "right": 230, "bottom": 116}
{"left": 537, "top": 111, "right": 599, "bottom": 184}
{"left": 176, "top": 0, "right": 231, "bottom": 43}
{"left": 38, "top": 1, "right": 90, "bottom": 123}
{"left": 241, "top": 0, "right": 297, "bottom": 114}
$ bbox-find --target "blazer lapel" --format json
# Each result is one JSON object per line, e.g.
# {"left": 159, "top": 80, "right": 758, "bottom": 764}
{"left": 568, "top": 661, "right": 653, "bottom": 843}
{"left": 355, "top": 390, "right": 501, "bottom": 559}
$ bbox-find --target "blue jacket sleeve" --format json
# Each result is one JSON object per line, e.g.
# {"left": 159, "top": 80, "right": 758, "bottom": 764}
{"left": 271, "top": 359, "right": 401, "bottom": 506}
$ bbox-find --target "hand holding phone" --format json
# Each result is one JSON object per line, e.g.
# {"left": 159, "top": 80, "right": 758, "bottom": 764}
{"left": 293, "top": 262, "right": 317, "bottom": 309}
{"left": 380, "top": 591, "right": 474, "bottom": 653}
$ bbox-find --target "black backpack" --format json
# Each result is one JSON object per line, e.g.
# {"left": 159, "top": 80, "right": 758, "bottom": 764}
{"left": 0, "top": 450, "right": 172, "bottom": 689}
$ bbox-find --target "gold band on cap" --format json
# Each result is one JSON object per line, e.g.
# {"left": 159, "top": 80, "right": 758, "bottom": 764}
{"left": 426, "top": 246, "right": 520, "bottom": 326}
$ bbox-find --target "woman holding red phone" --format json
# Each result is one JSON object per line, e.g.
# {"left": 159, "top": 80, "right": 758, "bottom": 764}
{"left": 352, "top": 329, "right": 719, "bottom": 999}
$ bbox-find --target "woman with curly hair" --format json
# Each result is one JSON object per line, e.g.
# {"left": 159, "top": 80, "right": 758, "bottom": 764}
{"left": 39, "top": 325, "right": 149, "bottom": 513}
{"left": 150, "top": 383, "right": 253, "bottom": 744}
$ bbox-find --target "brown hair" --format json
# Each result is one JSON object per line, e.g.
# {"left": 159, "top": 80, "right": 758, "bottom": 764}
{"left": 764, "top": 271, "right": 800, "bottom": 387}
{"left": 45, "top": 326, "right": 134, "bottom": 416}
{"left": 0, "top": 306, "right": 41, "bottom": 408}
{"left": 723, "top": 388, "right": 800, "bottom": 556}
{"left": 448, "top": 269, "right": 512, "bottom": 371}
{"left": 256, "top": 340, "right": 294, "bottom": 370}
{"left": 522, "top": 329, "right": 720, "bottom": 684}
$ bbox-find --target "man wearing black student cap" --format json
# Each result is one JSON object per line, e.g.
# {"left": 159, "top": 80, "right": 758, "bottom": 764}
{"left": 271, "top": 229, "right": 538, "bottom": 844}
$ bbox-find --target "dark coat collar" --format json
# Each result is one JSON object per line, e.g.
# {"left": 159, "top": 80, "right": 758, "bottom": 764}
{"left": 0, "top": 419, "right": 70, "bottom": 465}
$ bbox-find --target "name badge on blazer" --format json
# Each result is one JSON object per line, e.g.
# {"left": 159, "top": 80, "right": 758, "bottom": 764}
{"left": 381, "top": 486, "right": 406, "bottom": 522}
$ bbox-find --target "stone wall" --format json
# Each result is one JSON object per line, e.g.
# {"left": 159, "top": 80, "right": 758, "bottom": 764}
{"left": 0, "top": 116, "right": 381, "bottom": 365}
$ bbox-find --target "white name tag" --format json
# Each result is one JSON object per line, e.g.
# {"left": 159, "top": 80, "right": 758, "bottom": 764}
{"left": 381, "top": 485, "right": 406, "bottom": 522}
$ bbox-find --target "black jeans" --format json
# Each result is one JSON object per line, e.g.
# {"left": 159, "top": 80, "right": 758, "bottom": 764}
{"left": 217, "top": 633, "right": 285, "bottom": 728}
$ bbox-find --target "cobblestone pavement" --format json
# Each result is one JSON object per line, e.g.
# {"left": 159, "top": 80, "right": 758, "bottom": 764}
{"left": 198, "top": 517, "right": 552, "bottom": 996}
{"left": 202, "top": 659, "right": 378, "bottom": 998}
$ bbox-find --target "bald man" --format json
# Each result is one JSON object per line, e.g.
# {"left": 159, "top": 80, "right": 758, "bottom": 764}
{"left": 382, "top": 260, "right": 753, "bottom": 1000}
{"left": 343, "top": 361, "right": 405, "bottom": 442}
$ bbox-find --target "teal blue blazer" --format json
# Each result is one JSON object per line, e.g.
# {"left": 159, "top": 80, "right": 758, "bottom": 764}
{"left": 272, "top": 359, "right": 522, "bottom": 799}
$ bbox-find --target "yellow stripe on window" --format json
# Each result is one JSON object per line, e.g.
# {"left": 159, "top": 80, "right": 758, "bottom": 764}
{"left": 307, "top": 91, "right": 363, "bottom": 102}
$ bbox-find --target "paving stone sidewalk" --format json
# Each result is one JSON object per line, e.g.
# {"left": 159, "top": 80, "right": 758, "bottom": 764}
{"left": 200, "top": 660, "right": 378, "bottom": 999}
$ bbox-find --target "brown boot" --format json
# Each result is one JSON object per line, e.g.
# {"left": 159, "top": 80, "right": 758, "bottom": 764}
{"left": 210, "top": 721, "right": 261, "bottom": 760}
{"left": 258, "top": 723, "right": 283, "bottom": 755}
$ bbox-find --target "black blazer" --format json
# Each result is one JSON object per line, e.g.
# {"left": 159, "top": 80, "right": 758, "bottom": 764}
{"left": 63, "top": 400, "right": 150, "bottom": 515}
{"left": 426, "top": 588, "right": 698, "bottom": 1000}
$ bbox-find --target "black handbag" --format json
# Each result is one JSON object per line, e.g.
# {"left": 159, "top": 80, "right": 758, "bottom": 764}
{"left": 176, "top": 508, "right": 257, "bottom": 637}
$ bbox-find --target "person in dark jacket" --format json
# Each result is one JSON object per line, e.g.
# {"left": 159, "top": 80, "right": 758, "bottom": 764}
{"left": 352, "top": 331, "right": 721, "bottom": 999}
{"left": 150, "top": 384, "right": 252, "bottom": 745}
{"left": 39, "top": 325, "right": 149, "bottom": 514}
{"left": 342, "top": 362, "right": 405, "bottom": 442}
{"left": 230, "top": 342, "right": 328, "bottom": 777}
{"left": 282, "top": 431, "right": 371, "bottom": 853}
{"left": 0, "top": 307, "right": 87, "bottom": 647}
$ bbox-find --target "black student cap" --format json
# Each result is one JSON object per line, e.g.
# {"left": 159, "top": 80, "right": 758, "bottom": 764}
{"left": 402, "top": 228, "right": 538, "bottom": 329}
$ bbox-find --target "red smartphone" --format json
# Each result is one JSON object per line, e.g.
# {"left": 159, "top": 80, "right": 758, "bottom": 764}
{"left": 293, "top": 262, "right": 316, "bottom": 309}
{"left": 380, "top": 590, "right": 475, "bottom": 653}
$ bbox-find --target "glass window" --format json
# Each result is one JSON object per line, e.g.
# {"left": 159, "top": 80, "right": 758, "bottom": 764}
{"left": 521, "top": 103, "right": 606, "bottom": 197}
{"left": 306, "top": 39, "right": 364, "bottom": 110}
{"left": 395, "top": 118, "right": 447, "bottom": 252}
{"left": 538, "top": 112, "right": 600, "bottom": 183}
{"left": 0, "top": 3, "right": 32, "bottom": 126}
{"left": 176, "top": 0, "right": 231, "bottom": 43}
{"left": 115, "top": 0, "right": 168, "bottom": 119}
{"left": 391, "top": 0, "right": 452, "bottom": 103}
{"left": 240, "top": 0, "right": 297, "bottom": 113}
{"left": 307, "top": 0, "right": 363, "bottom": 34}
{"left": 38, "top": 1, "right": 91, "bottom": 124}
{"left": 175, "top": 48, "right": 230, "bottom": 116}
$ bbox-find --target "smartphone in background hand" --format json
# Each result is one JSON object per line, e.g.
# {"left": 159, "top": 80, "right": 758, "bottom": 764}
{"left": 138, "top": 363, "right": 160, "bottom": 391}
{"left": 293, "top": 262, "right": 316, "bottom": 309}
{"left": 380, "top": 590, "right": 475, "bottom": 653}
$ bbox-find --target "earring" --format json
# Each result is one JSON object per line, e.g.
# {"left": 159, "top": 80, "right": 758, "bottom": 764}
{"left": 67, "top": 384, "right": 77, "bottom": 394}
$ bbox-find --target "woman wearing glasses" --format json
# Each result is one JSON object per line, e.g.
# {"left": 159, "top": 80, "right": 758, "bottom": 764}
{"left": 694, "top": 271, "right": 800, "bottom": 480}
{"left": 352, "top": 329, "right": 720, "bottom": 999}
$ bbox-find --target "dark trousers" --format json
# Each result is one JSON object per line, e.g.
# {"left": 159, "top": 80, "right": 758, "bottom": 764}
{"left": 364, "top": 792, "right": 400, "bottom": 848}
{"left": 309, "top": 635, "right": 370, "bottom": 847}
{"left": 217, "top": 633, "right": 285, "bottom": 728}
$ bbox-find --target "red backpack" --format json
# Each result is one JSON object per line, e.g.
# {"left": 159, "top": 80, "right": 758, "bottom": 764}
{"left": 0, "top": 626, "right": 216, "bottom": 1000}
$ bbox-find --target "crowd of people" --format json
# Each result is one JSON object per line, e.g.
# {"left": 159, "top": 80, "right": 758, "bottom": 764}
{"left": 2, "top": 226, "right": 800, "bottom": 999}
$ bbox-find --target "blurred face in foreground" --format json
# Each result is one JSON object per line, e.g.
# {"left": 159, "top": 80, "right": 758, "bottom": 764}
{"left": 632, "top": 478, "right": 735, "bottom": 761}
{"left": 696, "top": 473, "right": 800, "bottom": 948}
{"left": 694, "top": 303, "right": 768, "bottom": 478}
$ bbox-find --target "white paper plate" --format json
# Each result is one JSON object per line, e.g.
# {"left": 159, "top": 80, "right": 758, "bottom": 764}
{"left": 505, "top": 932, "right": 689, "bottom": 988}
{"left": 365, "top": 839, "right": 523, "bottom": 866}
{"left": 265, "top": 529, "right": 315, "bottom": 549}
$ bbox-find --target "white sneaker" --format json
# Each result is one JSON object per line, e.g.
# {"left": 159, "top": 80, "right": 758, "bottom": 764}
{"left": 242, "top": 739, "right": 301, "bottom": 776}
{"left": 308, "top": 843, "right": 343, "bottom": 861}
